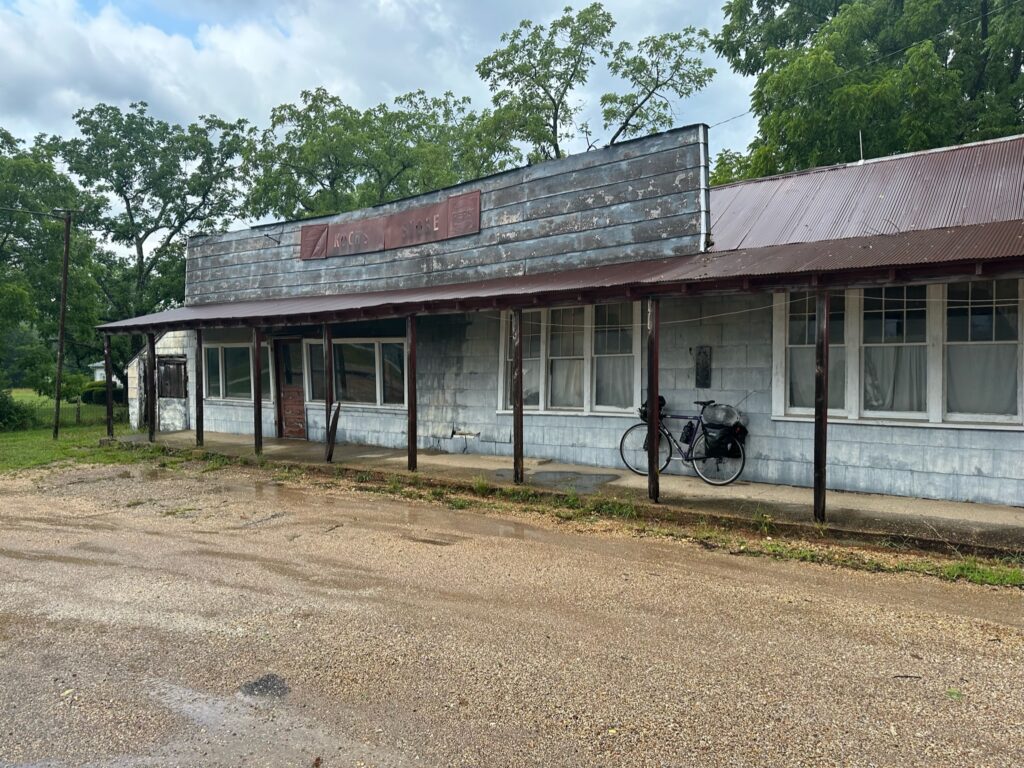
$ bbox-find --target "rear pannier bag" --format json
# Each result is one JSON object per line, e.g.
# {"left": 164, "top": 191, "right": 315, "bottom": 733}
{"left": 703, "top": 423, "right": 747, "bottom": 459}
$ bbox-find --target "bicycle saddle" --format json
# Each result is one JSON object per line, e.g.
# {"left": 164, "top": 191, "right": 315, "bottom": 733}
{"left": 693, "top": 399, "right": 716, "bottom": 407}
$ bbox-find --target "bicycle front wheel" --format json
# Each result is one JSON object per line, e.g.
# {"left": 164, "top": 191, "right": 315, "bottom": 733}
{"left": 690, "top": 433, "right": 745, "bottom": 486}
{"left": 619, "top": 423, "right": 672, "bottom": 476}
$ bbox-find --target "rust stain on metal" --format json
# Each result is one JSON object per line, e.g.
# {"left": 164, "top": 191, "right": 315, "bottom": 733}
{"left": 326, "top": 218, "right": 385, "bottom": 258}
{"left": 299, "top": 224, "right": 328, "bottom": 260}
{"left": 301, "top": 189, "right": 481, "bottom": 259}
{"left": 101, "top": 220, "right": 1024, "bottom": 334}
{"left": 711, "top": 135, "right": 1024, "bottom": 251}
{"left": 448, "top": 190, "right": 481, "bottom": 237}
{"left": 386, "top": 200, "right": 449, "bottom": 249}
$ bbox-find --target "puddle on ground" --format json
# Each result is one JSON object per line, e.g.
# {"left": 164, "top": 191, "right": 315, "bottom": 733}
{"left": 492, "top": 469, "right": 619, "bottom": 494}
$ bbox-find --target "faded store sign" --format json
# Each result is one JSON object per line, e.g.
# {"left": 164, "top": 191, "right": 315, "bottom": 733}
{"left": 300, "top": 190, "right": 481, "bottom": 260}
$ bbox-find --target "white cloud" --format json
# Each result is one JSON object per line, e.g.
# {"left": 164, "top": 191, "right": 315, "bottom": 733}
{"left": 0, "top": 0, "right": 756, "bottom": 155}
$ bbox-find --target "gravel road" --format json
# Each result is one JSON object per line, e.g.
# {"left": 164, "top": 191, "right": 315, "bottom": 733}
{"left": 0, "top": 461, "right": 1021, "bottom": 767}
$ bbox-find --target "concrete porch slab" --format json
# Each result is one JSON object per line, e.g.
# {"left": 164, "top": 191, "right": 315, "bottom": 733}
{"left": 118, "top": 430, "right": 1024, "bottom": 554}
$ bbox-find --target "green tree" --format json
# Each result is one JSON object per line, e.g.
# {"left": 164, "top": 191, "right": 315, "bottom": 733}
{"left": 0, "top": 131, "right": 105, "bottom": 390}
{"left": 714, "top": 0, "right": 1024, "bottom": 179}
{"left": 476, "top": 3, "right": 715, "bottom": 160}
{"left": 243, "top": 88, "right": 520, "bottom": 221}
{"left": 58, "top": 102, "right": 248, "bottom": 322}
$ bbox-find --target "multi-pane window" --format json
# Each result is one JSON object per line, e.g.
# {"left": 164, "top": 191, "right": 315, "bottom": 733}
{"left": 306, "top": 340, "right": 406, "bottom": 407}
{"left": 946, "top": 280, "right": 1019, "bottom": 415}
{"left": 862, "top": 286, "right": 927, "bottom": 412}
{"left": 548, "top": 307, "right": 585, "bottom": 409}
{"left": 593, "top": 302, "right": 634, "bottom": 409}
{"left": 786, "top": 292, "right": 845, "bottom": 410}
{"left": 500, "top": 304, "right": 639, "bottom": 413}
{"left": 157, "top": 358, "right": 187, "bottom": 399}
{"left": 504, "top": 311, "right": 542, "bottom": 409}
{"left": 203, "top": 345, "right": 270, "bottom": 401}
{"left": 778, "top": 279, "right": 1023, "bottom": 425}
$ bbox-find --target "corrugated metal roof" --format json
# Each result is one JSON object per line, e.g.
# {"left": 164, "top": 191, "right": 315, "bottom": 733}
{"left": 709, "top": 134, "right": 1024, "bottom": 251}
{"left": 100, "top": 220, "right": 1024, "bottom": 333}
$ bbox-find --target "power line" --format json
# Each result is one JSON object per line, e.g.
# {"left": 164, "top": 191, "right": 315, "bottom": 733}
{"left": 707, "top": 0, "right": 1024, "bottom": 130}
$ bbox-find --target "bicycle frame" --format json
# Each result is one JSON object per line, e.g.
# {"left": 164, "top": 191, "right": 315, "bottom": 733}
{"left": 658, "top": 413, "right": 704, "bottom": 463}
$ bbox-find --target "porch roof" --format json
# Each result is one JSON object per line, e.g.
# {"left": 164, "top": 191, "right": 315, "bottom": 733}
{"left": 99, "top": 219, "right": 1024, "bottom": 334}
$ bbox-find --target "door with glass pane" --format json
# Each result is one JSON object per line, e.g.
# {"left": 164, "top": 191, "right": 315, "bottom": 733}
{"left": 275, "top": 339, "right": 306, "bottom": 439}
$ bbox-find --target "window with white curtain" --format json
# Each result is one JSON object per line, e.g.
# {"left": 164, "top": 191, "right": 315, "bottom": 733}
{"left": 504, "top": 311, "right": 541, "bottom": 409}
{"left": 776, "top": 279, "right": 1023, "bottom": 425}
{"left": 593, "top": 302, "right": 634, "bottom": 409}
{"left": 946, "top": 280, "right": 1019, "bottom": 416}
{"left": 862, "top": 286, "right": 927, "bottom": 413}
{"left": 786, "top": 291, "right": 846, "bottom": 410}
{"left": 499, "top": 303, "right": 639, "bottom": 414}
{"left": 548, "top": 307, "right": 585, "bottom": 408}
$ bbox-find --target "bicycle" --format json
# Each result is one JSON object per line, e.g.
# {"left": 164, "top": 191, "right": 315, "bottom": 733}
{"left": 619, "top": 399, "right": 747, "bottom": 486}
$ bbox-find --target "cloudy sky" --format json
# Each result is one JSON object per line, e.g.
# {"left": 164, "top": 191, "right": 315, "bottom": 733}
{"left": 0, "top": 0, "right": 756, "bottom": 158}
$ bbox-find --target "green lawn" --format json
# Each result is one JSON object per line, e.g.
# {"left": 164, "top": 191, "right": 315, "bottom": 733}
{"left": 0, "top": 425, "right": 158, "bottom": 473}
{"left": 6, "top": 388, "right": 127, "bottom": 430}
{"left": 10, "top": 388, "right": 53, "bottom": 406}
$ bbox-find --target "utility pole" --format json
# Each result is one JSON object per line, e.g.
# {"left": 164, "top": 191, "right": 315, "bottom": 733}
{"left": 0, "top": 205, "right": 79, "bottom": 440}
{"left": 52, "top": 209, "right": 73, "bottom": 439}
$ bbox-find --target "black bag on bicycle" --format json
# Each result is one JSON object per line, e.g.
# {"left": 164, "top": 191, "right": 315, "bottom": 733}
{"left": 638, "top": 395, "right": 666, "bottom": 423}
{"left": 702, "top": 404, "right": 748, "bottom": 459}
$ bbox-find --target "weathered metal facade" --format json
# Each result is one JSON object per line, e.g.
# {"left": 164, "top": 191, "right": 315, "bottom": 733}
{"left": 185, "top": 127, "right": 709, "bottom": 304}
{"left": 102, "top": 130, "right": 1024, "bottom": 511}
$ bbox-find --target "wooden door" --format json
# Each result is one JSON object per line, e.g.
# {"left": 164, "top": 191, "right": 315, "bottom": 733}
{"left": 275, "top": 339, "right": 306, "bottom": 439}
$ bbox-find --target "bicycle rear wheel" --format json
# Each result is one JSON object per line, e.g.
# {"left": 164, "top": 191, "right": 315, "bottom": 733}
{"left": 690, "top": 433, "right": 745, "bottom": 486}
{"left": 619, "top": 423, "right": 672, "bottom": 476}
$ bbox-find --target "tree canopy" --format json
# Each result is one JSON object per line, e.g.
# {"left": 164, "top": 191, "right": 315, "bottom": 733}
{"left": 243, "top": 88, "right": 521, "bottom": 221}
{"left": 712, "top": 0, "right": 1024, "bottom": 182}
{"left": 477, "top": 3, "right": 715, "bottom": 160}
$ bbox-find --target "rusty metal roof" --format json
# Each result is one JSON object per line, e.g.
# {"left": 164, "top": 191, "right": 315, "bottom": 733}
{"left": 710, "top": 134, "right": 1024, "bottom": 251}
{"left": 100, "top": 220, "right": 1024, "bottom": 333}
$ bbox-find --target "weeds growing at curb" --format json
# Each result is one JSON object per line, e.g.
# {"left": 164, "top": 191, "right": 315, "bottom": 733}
{"left": 33, "top": 435, "right": 1022, "bottom": 592}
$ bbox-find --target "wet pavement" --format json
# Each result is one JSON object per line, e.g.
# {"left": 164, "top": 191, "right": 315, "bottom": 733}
{"left": 0, "top": 461, "right": 1022, "bottom": 767}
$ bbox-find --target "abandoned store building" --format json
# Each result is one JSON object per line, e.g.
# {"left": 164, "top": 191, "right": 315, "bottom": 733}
{"left": 101, "top": 126, "right": 1024, "bottom": 507}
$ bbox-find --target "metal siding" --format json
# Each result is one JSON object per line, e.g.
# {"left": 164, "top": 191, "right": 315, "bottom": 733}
{"left": 709, "top": 135, "right": 1024, "bottom": 249}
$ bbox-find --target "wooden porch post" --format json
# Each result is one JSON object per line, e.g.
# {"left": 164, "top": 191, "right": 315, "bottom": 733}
{"left": 252, "top": 328, "right": 263, "bottom": 456}
{"left": 813, "top": 289, "right": 830, "bottom": 523}
{"left": 323, "top": 323, "right": 333, "bottom": 461}
{"left": 146, "top": 332, "right": 157, "bottom": 443}
{"left": 406, "top": 315, "right": 418, "bottom": 471}
{"left": 512, "top": 308, "right": 524, "bottom": 484}
{"left": 194, "top": 328, "right": 204, "bottom": 447}
{"left": 646, "top": 298, "right": 661, "bottom": 503}
{"left": 103, "top": 334, "right": 114, "bottom": 438}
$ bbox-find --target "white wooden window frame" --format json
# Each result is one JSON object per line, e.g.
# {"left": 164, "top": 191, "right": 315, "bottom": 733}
{"left": 497, "top": 302, "right": 642, "bottom": 416}
{"left": 302, "top": 337, "right": 407, "bottom": 409}
{"left": 941, "top": 280, "right": 1024, "bottom": 425}
{"left": 201, "top": 343, "right": 273, "bottom": 403}
{"left": 772, "top": 280, "right": 1024, "bottom": 428}
{"left": 778, "top": 290, "right": 850, "bottom": 419}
